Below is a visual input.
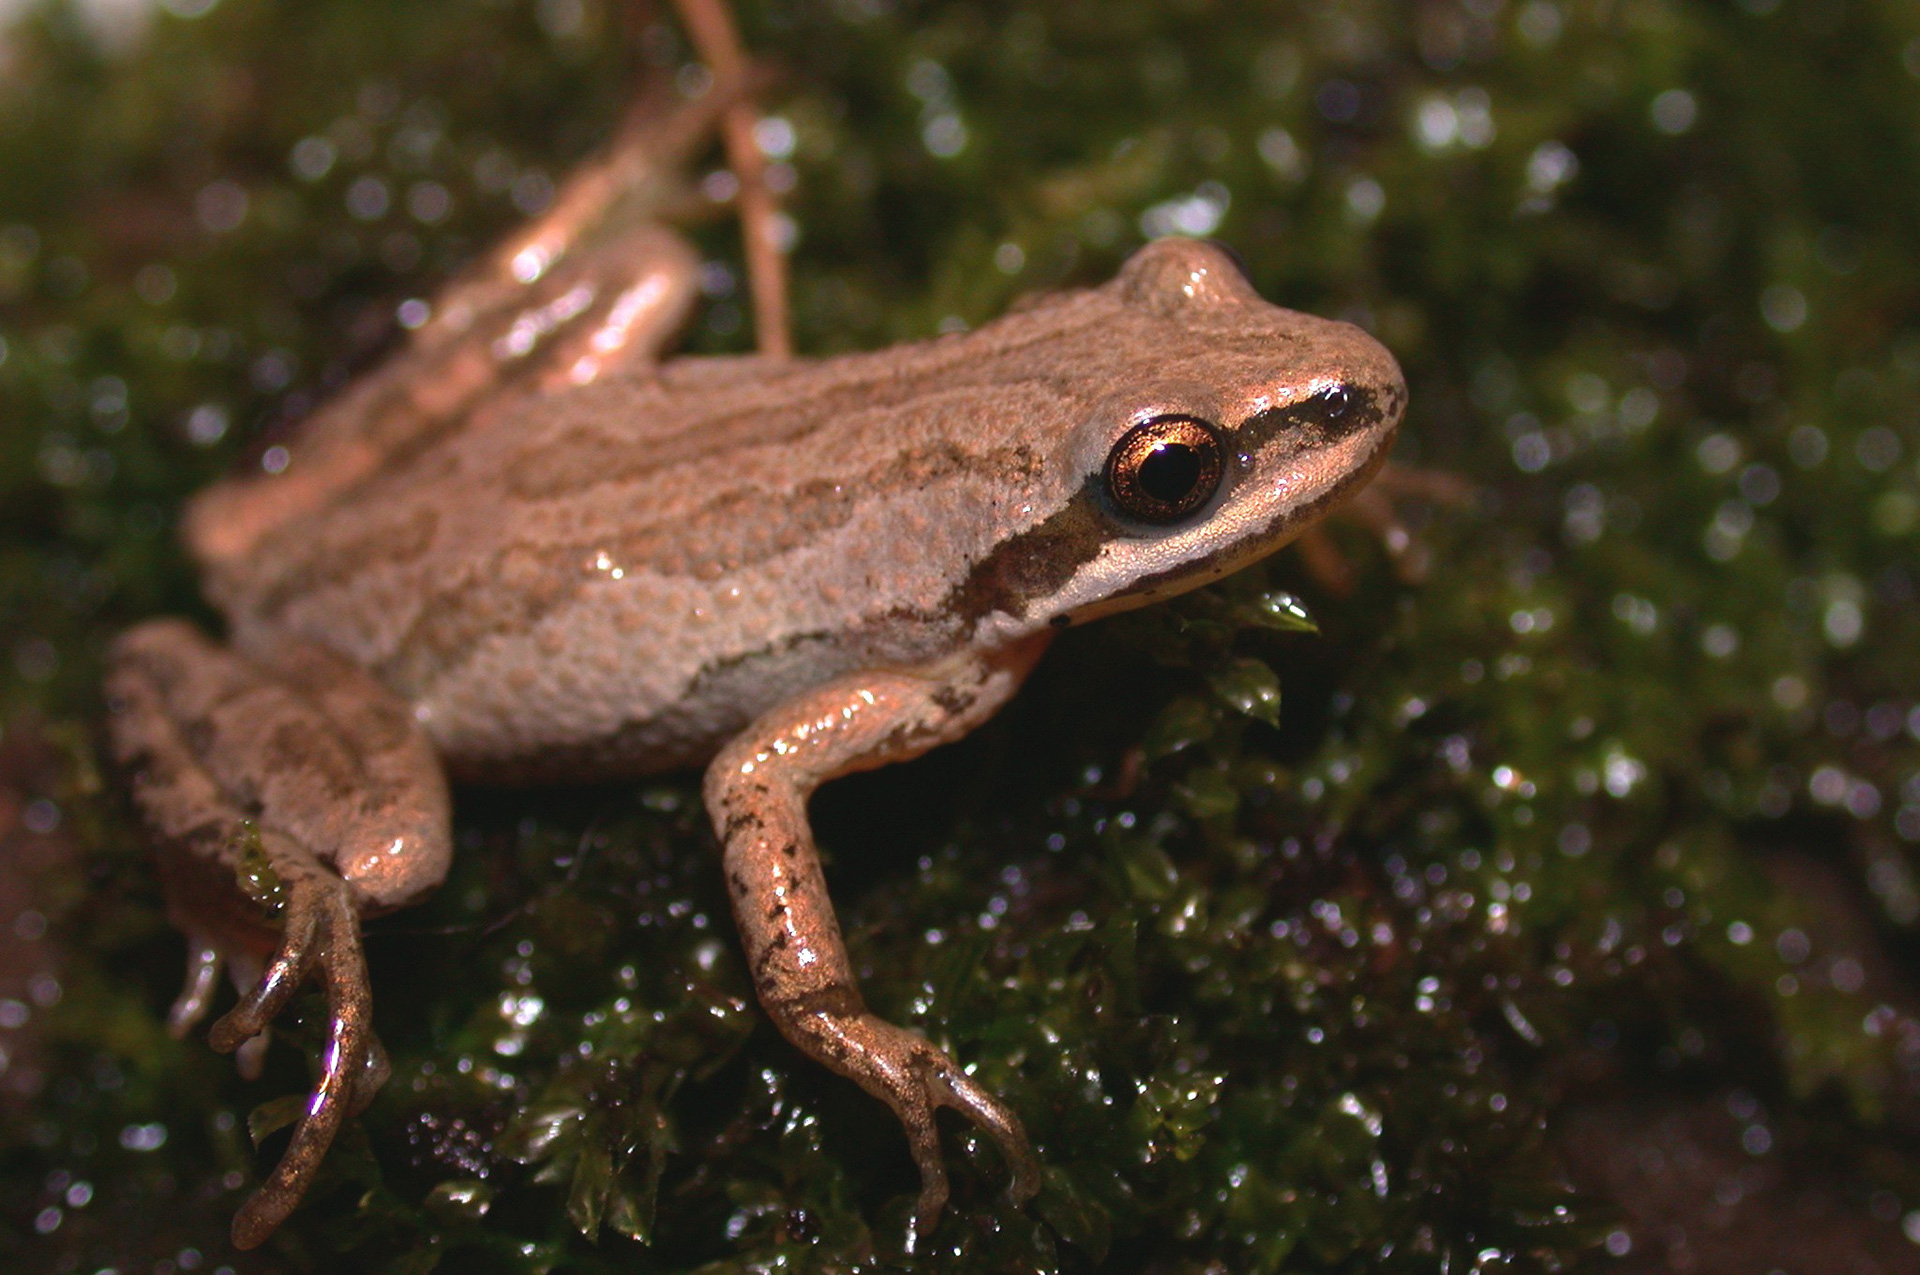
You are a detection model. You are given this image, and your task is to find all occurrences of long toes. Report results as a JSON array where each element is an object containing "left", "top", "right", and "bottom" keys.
[
  {"left": 903, "top": 1113, "right": 950, "bottom": 1256},
  {"left": 926, "top": 1061, "right": 1039, "bottom": 1202},
  {"left": 233, "top": 1010, "right": 363, "bottom": 1248},
  {"left": 210, "top": 899, "right": 321, "bottom": 1052},
  {"left": 234, "top": 1030, "right": 271, "bottom": 1081},
  {"left": 349, "top": 1032, "right": 391, "bottom": 1116},
  {"left": 232, "top": 1049, "right": 354, "bottom": 1252},
  {"left": 210, "top": 956, "right": 304, "bottom": 1052},
  {"left": 168, "top": 944, "right": 224, "bottom": 1039},
  {"left": 783, "top": 1007, "right": 1037, "bottom": 1242},
  {"left": 232, "top": 890, "right": 376, "bottom": 1250}
]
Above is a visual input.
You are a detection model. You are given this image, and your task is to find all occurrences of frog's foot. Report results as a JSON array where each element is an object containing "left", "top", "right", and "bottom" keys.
[
  {"left": 106, "top": 621, "right": 444, "bottom": 1249},
  {"left": 205, "top": 864, "right": 384, "bottom": 1250},
  {"left": 1296, "top": 462, "right": 1473, "bottom": 592},
  {"left": 770, "top": 989, "right": 1040, "bottom": 1244}
]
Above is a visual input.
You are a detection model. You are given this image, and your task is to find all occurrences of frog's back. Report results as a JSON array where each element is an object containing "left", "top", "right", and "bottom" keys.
[{"left": 198, "top": 241, "right": 1398, "bottom": 778}]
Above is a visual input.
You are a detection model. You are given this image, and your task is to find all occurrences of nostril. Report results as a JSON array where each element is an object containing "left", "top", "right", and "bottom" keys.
[
  {"left": 1303, "top": 383, "right": 1373, "bottom": 440},
  {"left": 1318, "top": 384, "right": 1353, "bottom": 423}
]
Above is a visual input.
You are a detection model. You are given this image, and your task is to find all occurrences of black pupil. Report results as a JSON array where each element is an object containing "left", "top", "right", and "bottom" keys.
[{"left": 1138, "top": 442, "right": 1204, "bottom": 505}]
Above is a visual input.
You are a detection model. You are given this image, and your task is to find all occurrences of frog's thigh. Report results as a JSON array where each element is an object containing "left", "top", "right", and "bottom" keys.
[
  {"left": 417, "top": 75, "right": 744, "bottom": 389},
  {"left": 435, "top": 76, "right": 733, "bottom": 344},
  {"left": 105, "top": 619, "right": 451, "bottom": 1249},
  {"left": 184, "top": 92, "right": 720, "bottom": 571},
  {"left": 524, "top": 223, "right": 701, "bottom": 390},
  {"left": 703, "top": 635, "right": 1051, "bottom": 1241}
]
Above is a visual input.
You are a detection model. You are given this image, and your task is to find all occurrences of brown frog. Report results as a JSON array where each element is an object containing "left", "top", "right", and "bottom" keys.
[{"left": 104, "top": 8, "right": 1406, "bottom": 1251}]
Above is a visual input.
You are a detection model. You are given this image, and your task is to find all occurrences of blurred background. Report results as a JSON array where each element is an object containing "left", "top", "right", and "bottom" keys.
[{"left": 2, "top": 0, "right": 1919, "bottom": 1270}]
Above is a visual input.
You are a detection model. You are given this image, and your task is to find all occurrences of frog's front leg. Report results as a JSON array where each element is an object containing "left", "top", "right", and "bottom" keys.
[
  {"left": 704, "top": 636, "right": 1051, "bottom": 1244},
  {"left": 105, "top": 620, "right": 451, "bottom": 1249},
  {"left": 1294, "top": 463, "right": 1475, "bottom": 591}
]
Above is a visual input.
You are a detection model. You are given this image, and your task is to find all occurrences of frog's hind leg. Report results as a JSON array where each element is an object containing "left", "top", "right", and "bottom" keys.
[
  {"left": 429, "top": 82, "right": 730, "bottom": 391},
  {"left": 519, "top": 222, "right": 702, "bottom": 391},
  {"left": 184, "top": 74, "right": 739, "bottom": 574},
  {"left": 188, "top": 11, "right": 792, "bottom": 573},
  {"left": 670, "top": 0, "right": 791, "bottom": 357},
  {"left": 528, "top": 0, "right": 795, "bottom": 379},
  {"left": 704, "top": 637, "right": 1052, "bottom": 1247},
  {"left": 106, "top": 620, "right": 449, "bottom": 1249}
]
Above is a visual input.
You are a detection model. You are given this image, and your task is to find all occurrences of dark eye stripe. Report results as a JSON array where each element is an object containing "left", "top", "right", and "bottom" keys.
[
  {"left": 1236, "top": 383, "right": 1378, "bottom": 453},
  {"left": 1104, "top": 416, "right": 1225, "bottom": 524}
]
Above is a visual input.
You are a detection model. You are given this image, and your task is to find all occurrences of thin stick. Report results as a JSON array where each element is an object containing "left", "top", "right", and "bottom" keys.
[{"left": 669, "top": 0, "right": 793, "bottom": 359}]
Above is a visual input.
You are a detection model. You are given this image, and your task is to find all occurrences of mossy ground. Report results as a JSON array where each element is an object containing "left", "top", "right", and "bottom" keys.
[{"left": 3, "top": 0, "right": 1920, "bottom": 1271}]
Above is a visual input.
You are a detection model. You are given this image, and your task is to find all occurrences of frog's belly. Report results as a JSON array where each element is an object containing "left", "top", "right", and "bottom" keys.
[{"left": 418, "top": 601, "right": 957, "bottom": 783}]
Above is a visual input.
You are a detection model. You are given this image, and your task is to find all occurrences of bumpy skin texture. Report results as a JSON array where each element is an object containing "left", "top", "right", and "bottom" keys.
[
  {"left": 195, "top": 238, "right": 1405, "bottom": 783},
  {"left": 107, "top": 84, "right": 1405, "bottom": 1246}
]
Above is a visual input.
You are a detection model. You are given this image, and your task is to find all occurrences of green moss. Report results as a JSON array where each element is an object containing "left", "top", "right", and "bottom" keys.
[
  {"left": 231, "top": 821, "right": 288, "bottom": 915},
  {"left": 4, "top": 0, "right": 1920, "bottom": 1270}
]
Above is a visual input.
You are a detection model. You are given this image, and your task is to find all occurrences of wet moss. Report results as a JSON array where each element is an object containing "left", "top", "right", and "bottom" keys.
[{"left": 3, "top": 0, "right": 1920, "bottom": 1270}]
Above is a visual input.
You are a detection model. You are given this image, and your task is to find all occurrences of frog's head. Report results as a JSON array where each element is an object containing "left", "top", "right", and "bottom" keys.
[{"left": 957, "top": 236, "right": 1407, "bottom": 637}]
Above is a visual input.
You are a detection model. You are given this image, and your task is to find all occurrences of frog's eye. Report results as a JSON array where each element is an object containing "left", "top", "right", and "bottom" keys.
[{"left": 1104, "top": 415, "right": 1225, "bottom": 525}]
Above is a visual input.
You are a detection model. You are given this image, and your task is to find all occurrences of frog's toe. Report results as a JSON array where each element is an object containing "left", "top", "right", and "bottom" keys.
[
  {"left": 234, "top": 1029, "right": 271, "bottom": 1081},
  {"left": 169, "top": 944, "right": 273, "bottom": 1080},
  {"left": 899, "top": 1102, "right": 950, "bottom": 1254},
  {"left": 881, "top": 1025, "right": 1036, "bottom": 1248},
  {"left": 350, "top": 1031, "right": 391, "bottom": 1116},
  {"left": 781, "top": 1004, "right": 1035, "bottom": 1247},
  {"left": 927, "top": 1061, "right": 1041, "bottom": 1205},
  {"left": 216, "top": 871, "right": 379, "bottom": 1250},
  {"left": 166, "top": 941, "right": 225, "bottom": 1039}
]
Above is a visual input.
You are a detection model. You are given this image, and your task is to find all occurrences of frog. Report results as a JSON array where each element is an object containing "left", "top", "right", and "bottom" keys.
[{"left": 103, "top": 16, "right": 1407, "bottom": 1253}]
